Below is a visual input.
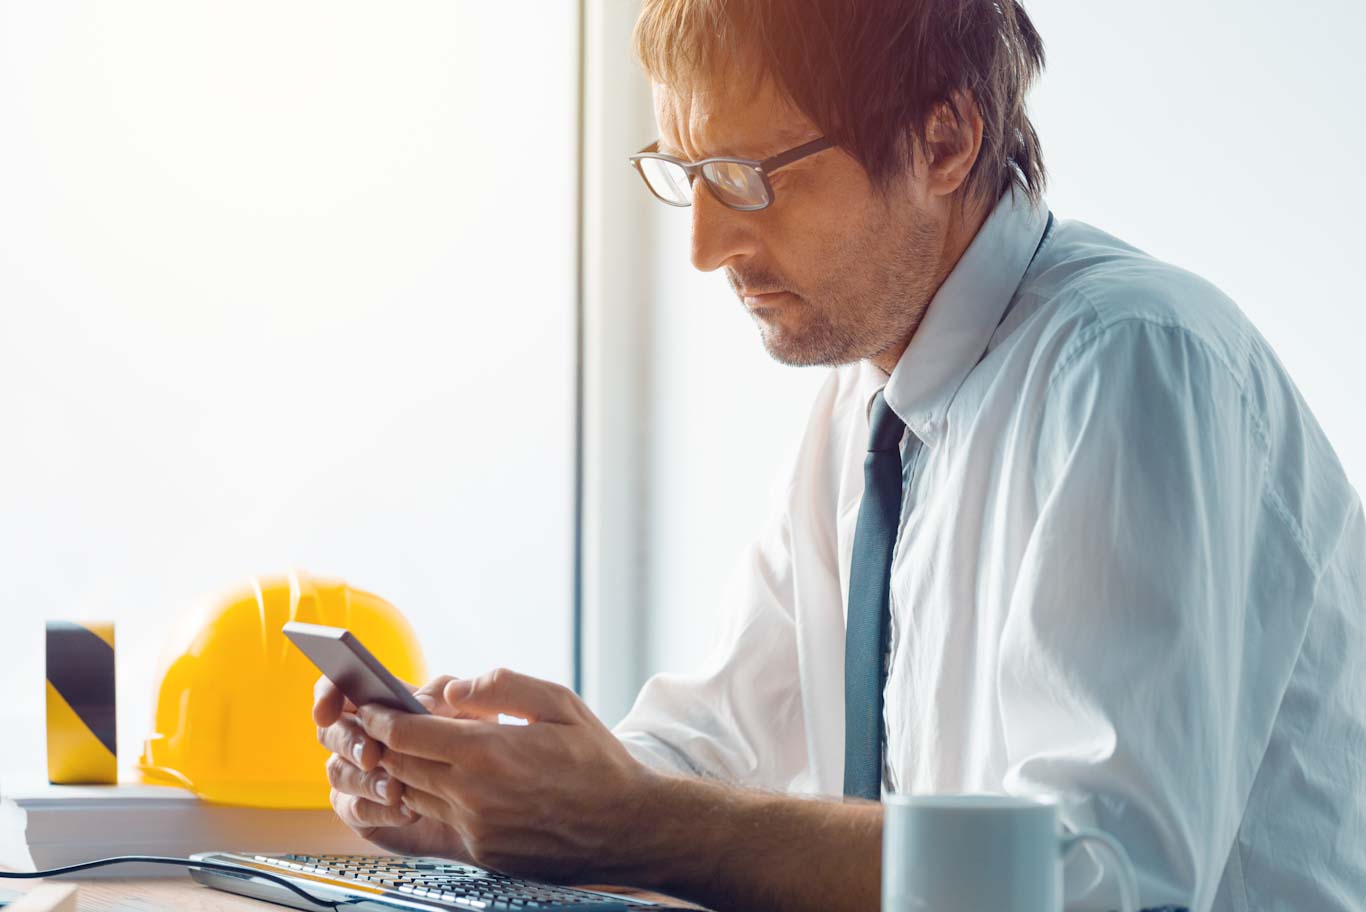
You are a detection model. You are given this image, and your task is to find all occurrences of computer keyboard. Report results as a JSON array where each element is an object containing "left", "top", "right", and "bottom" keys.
[
  {"left": 267, "top": 853, "right": 630, "bottom": 907},
  {"left": 191, "top": 851, "right": 656, "bottom": 911}
]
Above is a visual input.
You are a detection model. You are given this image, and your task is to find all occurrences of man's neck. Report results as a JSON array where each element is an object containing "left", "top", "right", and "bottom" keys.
[{"left": 868, "top": 194, "right": 994, "bottom": 375}]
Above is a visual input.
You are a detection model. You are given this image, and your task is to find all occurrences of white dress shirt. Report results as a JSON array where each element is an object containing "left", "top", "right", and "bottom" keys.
[{"left": 614, "top": 189, "right": 1366, "bottom": 911}]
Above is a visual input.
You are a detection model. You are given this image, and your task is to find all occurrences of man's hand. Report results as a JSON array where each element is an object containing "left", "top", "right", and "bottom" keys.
[
  {"left": 313, "top": 674, "right": 487, "bottom": 859},
  {"left": 354, "top": 668, "right": 657, "bottom": 883},
  {"left": 323, "top": 668, "right": 883, "bottom": 911}
]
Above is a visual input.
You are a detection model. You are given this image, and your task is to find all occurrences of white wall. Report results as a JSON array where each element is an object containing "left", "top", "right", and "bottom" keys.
[
  {"left": 0, "top": 2, "right": 579, "bottom": 778},
  {"left": 637, "top": 1, "right": 1366, "bottom": 680}
]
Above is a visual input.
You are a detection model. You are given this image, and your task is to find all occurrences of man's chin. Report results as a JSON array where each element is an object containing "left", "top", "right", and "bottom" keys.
[{"left": 756, "top": 321, "right": 859, "bottom": 368}]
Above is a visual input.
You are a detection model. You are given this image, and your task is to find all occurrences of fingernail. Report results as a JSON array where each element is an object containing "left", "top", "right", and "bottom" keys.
[
  {"left": 352, "top": 741, "right": 365, "bottom": 765},
  {"left": 375, "top": 776, "right": 389, "bottom": 801},
  {"left": 400, "top": 803, "right": 416, "bottom": 820},
  {"left": 415, "top": 693, "right": 436, "bottom": 710}
]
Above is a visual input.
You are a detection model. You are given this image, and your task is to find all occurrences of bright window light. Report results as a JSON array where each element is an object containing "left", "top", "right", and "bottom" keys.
[{"left": 0, "top": 1, "right": 579, "bottom": 777}]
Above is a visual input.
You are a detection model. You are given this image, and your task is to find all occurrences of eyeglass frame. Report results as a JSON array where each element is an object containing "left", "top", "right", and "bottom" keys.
[{"left": 628, "top": 136, "right": 835, "bottom": 212}]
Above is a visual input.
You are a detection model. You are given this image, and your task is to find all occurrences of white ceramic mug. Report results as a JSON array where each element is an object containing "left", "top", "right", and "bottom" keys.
[{"left": 882, "top": 794, "right": 1139, "bottom": 912}]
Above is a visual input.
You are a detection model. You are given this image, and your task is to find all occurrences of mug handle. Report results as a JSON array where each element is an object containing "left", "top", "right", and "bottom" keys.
[{"left": 1061, "top": 827, "right": 1140, "bottom": 912}]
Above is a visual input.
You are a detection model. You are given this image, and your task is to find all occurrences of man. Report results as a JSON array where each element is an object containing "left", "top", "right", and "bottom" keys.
[{"left": 315, "top": 1, "right": 1366, "bottom": 910}]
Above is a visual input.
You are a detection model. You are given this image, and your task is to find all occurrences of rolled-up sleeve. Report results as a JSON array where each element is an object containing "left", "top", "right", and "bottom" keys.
[{"left": 613, "top": 502, "right": 810, "bottom": 787}]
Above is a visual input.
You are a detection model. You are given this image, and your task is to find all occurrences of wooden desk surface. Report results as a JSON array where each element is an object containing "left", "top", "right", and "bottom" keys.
[{"left": 3, "top": 877, "right": 699, "bottom": 911}]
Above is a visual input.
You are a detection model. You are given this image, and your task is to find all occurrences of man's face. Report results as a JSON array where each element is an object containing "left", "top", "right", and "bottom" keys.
[{"left": 654, "top": 76, "right": 948, "bottom": 369}]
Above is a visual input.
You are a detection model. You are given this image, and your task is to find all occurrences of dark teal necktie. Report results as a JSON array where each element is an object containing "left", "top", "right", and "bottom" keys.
[{"left": 843, "top": 389, "right": 907, "bottom": 799}]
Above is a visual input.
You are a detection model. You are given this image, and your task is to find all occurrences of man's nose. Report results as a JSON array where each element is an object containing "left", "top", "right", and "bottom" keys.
[{"left": 689, "top": 180, "right": 758, "bottom": 273}]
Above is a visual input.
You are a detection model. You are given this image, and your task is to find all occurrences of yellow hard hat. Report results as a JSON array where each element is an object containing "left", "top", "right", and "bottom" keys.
[{"left": 138, "top": 571, "right": 427, "bottom": 808}]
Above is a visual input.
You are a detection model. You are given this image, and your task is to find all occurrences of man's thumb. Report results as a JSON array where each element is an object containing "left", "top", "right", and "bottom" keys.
[{"left": 443, "top": 668, "right": 576, "bottom": 724}]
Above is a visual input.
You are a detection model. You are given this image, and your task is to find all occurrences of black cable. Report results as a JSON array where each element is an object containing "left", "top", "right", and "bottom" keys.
[{"left": 0, "top": 855, "right": 340, "bottom": 909}]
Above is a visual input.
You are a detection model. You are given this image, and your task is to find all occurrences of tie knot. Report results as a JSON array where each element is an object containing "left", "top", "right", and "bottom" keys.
[{"left": 867, "top": 390, "right": 905, "bottom": 452}]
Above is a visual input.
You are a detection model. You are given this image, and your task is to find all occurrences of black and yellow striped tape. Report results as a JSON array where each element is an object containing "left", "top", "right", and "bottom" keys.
[{"left": 45, "top": 621, "right": 117, "bottom": 784}]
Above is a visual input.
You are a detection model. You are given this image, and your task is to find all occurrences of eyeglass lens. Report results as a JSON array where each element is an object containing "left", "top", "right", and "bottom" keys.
[
  {"left": 638, "top": 158, "right": 692, "bottom": 205},
  {"left": 700, "top": 161, "right": 768, "bottom": 208},
  {"left": 638, "top": 158, "right": 770, "bottom": 209}
]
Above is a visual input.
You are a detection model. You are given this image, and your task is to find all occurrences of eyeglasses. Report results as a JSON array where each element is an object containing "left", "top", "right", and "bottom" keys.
[{"left": 628, "top": 137, "right": 834, "bottom": 212}]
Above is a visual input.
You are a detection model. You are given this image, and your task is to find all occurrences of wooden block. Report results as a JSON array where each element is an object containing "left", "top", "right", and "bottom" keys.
[{"left": 6, "top": 884, "right": 79, "bottom": 912}]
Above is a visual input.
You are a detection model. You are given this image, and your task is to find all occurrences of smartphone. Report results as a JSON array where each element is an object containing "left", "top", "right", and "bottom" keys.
[{"left": 283, "top": 621, "right": 430, "bottom": 715}]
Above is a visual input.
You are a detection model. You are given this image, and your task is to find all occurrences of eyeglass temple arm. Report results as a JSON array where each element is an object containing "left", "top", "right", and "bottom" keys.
[
  {"left": 629, "top": 140, "right": 661, "bottom": 160},
  {"left": 759, "top": 137, "right": 834, "bottom": 172}
]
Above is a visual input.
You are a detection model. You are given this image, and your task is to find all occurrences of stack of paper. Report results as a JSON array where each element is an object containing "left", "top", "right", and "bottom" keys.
[{"left": 0, "top": 780, "right": 376, "bottom": 877}]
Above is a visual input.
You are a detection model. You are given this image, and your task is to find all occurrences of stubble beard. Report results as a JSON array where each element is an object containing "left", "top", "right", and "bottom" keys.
[
  {"left": 736, "top": 211, "right": 941, "bottom": 369},
  {"left": 750, "top": 289, "right": 874, "bottom": 367}
]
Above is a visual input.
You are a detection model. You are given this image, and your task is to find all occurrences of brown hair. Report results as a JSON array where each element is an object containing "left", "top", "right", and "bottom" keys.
[{"left": 634, "top": 0, "right": 1047, "bottom": 204}]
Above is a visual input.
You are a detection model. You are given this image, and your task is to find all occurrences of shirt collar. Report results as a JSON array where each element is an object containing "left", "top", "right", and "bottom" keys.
[{"left": 877, "top": 189, "right": 1050, "bottom": 446}]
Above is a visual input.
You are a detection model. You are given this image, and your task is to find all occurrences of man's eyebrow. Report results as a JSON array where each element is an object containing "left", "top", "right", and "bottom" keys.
[{"left": 656, "top": 132, "right": 817, "bottom": 162}]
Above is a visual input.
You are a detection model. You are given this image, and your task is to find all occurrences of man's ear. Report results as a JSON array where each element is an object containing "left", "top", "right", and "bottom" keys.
[{"left": 922, "top": 90, "right": 985, "bottom": 199}]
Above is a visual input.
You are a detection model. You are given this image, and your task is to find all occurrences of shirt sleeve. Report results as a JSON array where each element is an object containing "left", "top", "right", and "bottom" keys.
[
  {"left": 612, "top": 499, "right": 811, "bottom": 788},
  {"left": 613, "top": 366, "right": 862, "bottom": 789},
  {"left": 997, "top": 318, "right": 1284, "bottom": 911}
]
